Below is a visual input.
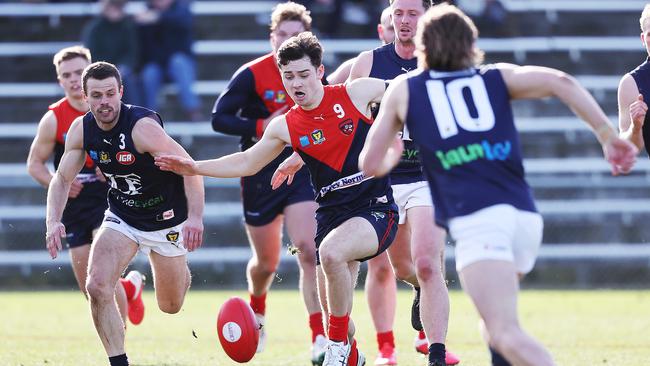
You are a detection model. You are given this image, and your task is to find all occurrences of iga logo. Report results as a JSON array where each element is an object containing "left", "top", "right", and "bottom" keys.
[{"left": 116, "top": 151, "right": 135, "bottom": 165}]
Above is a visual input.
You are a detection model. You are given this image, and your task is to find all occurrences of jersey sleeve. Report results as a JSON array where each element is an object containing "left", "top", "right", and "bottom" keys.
[{"left": 211, "top": 66, "right": 265, "bottom": 137}]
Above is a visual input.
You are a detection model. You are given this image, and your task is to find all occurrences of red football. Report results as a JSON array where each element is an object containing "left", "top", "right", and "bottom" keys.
[{"left": 216, "top": 296, "right": 260, "bottom": 363}]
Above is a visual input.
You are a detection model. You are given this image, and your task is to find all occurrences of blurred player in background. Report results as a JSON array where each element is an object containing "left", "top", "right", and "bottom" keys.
[
  {"left": 46, "top": 62, "right": 205, "bottom": 366},
  {"left": 349, "top": 1, "right": 457, "bottom": 365},
  {"left": 27, "top": 46, "right": 145, "bottom": 328},
  {"left": 326, "top": 6, "right": 394, "bottom": 85},
  {"left": 210, "top": 1, "right": 325, "bottom": 362},
  {"left": 361, "top": 4, "right": 637, "bottom": 366},
  {"left": 618, "top": 4, "right": 650, "bottom": 156},
  {"left": 156, "top": 32, "right": 408, "bottom": 366}
]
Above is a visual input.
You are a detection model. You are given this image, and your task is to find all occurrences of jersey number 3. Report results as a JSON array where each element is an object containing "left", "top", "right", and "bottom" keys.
[{"left": 425, "top": 75, "right": 495, "bottom": 139}]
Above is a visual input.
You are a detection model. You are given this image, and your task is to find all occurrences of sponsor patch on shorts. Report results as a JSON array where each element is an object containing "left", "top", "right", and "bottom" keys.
[{"left": 104, "top": 216, "right": 121, "bottom": 224}]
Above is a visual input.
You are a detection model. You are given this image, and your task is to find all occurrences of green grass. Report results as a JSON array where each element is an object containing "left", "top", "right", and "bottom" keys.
[{"left": 1, "top": 289, "right": 649, "bottom": 365}]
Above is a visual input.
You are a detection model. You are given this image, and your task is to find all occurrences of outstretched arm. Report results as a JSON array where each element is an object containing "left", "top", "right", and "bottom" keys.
[
  {"left": 45, "top": 118, "right": 86, "bottom": 258},
  {"left": 156, "top": 115, "right": 291, "bottom": 178},
  {"left": 499, "top": 63, "right": 638, "bottom": 175},
  {"left": 359, "top": 76, "right": 408, "bottom": 177},
  {"left": 133, "top": 117, "right": 205, "bottom": 251}
]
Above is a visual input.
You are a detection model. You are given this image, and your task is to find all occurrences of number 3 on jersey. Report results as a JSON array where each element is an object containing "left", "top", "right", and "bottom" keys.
[{"left": 425, "top": 74, "right": 495, "bottom": 139}]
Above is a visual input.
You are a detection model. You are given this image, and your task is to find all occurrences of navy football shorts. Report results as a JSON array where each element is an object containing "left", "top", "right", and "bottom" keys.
[
  {"left": 314, "top": 199, "right": 398, "bottom": 265},
  {"left": 241, "top": 157, "right": 315, "bottom": 227},
  {"left": 61, "top": 181, "right": 108, "bottom": 248}
]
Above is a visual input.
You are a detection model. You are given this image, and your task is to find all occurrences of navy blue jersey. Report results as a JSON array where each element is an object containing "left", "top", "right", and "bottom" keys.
[
  {"left": 285, "top": 84, "right": 393, "bottom": 211},
  {"left": 405, "top": 66, "right": 536, "bottom": 227},
  {"left": 83, "top": 103, "right": 187, "bottom": 231},
  {"left": 629, "top": 57, "right": 650, "bottom": 158},
  {"left": 369, "top": 43, "right": 423, "bottom": 184}
]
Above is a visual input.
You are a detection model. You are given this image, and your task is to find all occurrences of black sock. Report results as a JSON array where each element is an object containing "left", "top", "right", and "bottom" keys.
[
  {"left": 411, "top": 286, "right": 423, "bottom": 331},
  {"left": 108, "top": 354, "right": 129, "bottom": 366},
  {"left": 428, "top": 343, "right": 446, "bottom": 365},
  {"left": 490, "top": 347, "right": 511, "bottom": 366}
]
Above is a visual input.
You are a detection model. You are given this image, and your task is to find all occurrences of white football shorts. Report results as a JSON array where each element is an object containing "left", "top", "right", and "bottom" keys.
[
  {"left": 101, "top": 209, "right": 187, "bottom": 257},
  {"left": 449, "top": 204, "right": 543, "bottom": 274},
  {"left": 392, "top": 180, "right": 433, "bottom": 224}
]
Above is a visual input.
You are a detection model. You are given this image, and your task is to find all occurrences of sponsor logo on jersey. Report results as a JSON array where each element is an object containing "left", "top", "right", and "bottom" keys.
[
  {"left": 166, "top": 230, "right": 179, "bottom": 243},
  {"left": 275, "top": 90, "right": 286, "bottom": 103},
  {"left": 435, "top": 139, "right": 512, "bottom": 170},
  {"left": 263, "top": 90, "right": 274, "bottom": 100},
  {"left": 89, "top": 150, "right": 98, "bottom": 161},
  {"left": 311, "top": 129, "right": 325, "bottom": 145},
  {"left": 299, "top": 135, "right": 310, "bottom": 147},
  {"left": 338, "top": 119, "right": 354, "bottom": 135},
  {"left": 99, "top": 151, "right": 111, "bottom": 164},
  {"left": 116, "top": 151, "right": 135, "bottom": 165},
  {"left": 319, "top": 171, "right": 374, "bottom": 197}
]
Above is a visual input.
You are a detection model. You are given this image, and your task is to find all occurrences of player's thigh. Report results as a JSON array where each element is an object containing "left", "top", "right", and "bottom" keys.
[
  {"left": 459, "top": 259, "right": 520, "bottom": 330},
  {"left": 408, "top": 205, "right": 446, "bottom": 267},
  {"left": 69, "top": 244, "right": 91, "bottom": 286},
  {"left": 512, "top": 211, "right": 543, "bottom": 275},
  {"left": 149, "top": 251, "right": 190, "bottom": 303},
  {"left": 88, "top": 227, "right": 138, "bottom": 287},
  {"left": 385, "top": 223, "right": 413, "bottom": 274},
  {"left": 319, "top": 216, "right": 379, "bottom": 263},
  {"left": 245, "top": 216, "right": 283, "bottom": 262},
  {"left": 283, "top": 200, "right": 318, "bottom": 253}
]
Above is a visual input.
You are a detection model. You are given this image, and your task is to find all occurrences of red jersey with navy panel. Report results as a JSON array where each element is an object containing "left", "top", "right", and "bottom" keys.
[
  {"left": 50, "top": 97, "right": 108, "bottom": 247},
  {"left": 212, "top": 53, "right": 314, "bottom": 226},
  {"left": 285, "top": 84, "right": 394, "bottom": 209}
]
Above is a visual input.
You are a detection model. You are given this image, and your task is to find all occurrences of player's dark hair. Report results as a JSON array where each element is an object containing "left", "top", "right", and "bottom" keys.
[
  {"left": 271, "top": 1, "right": 312, "bottom": 32},
  {"left": 389, "top": 0, "right": 433, "bottom": 11},
  {"left": 276, "top": 32, "right": 323, "bottom": 69},
  {"left": 82, "top": 61, "right": 122, "bottom": 95},
  {"left": 416, "top": 4, "right": 484, "bottom": 71},
  {"left": 53, "top": 45, "right": 91, "bottom": 72}
]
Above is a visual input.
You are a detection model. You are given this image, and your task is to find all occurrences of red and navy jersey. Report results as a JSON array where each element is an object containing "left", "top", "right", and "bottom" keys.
[
  {"left": 212, "top": 53, "right": 293, "bottom": 151},
  {"left": 285, "top": 84, "right": 392, "bottom": 210},
  {"left": 83, "top": 103, "right": 187, "bottom": 231},
  {"left": 49, "top": 97, "right": 95, "bottom": 173},
  {"left": 629, "top": 57, "right": 650, "bottom": 158},
  {"left": 49, "top": 97, "right": 108, "bottom": 225},
  {"left": 369, "top": 43, "right": 423, "bottom": 185},
  {"left": 405, "top": 66, "right": 536, "bottom": 227}
]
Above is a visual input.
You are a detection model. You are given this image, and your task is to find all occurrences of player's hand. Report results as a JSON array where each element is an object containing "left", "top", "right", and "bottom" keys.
[
  {"left": 45, "top": 221, "right": 66, "bottom": 259},
  {"left": 95, "top": 166, "right": 106, "bottom": 183},
  {"left": 629, "top": 94, "right": 647, "bottom": 131},
  {"left": 271, "top": 152, "right": 304, "bottom": 190},
  {"left": 154, "top": 155, "right": 198, "bottom": 176},
  {"left": 262, "top": 105, "right": 289, "bottom": 130},
  {"left": 603, "top": 137, "right": 638, "bottom": 175},
  {"left": 68, "top": 178, "right": 83, "bottom": 199},
  {"left": 182, "top": 215, "right": 204, "bottom": 252}
]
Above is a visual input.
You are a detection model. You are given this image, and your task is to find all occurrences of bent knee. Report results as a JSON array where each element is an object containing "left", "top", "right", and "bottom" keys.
[
  {"left": 413, "top": 257, "right": 442, "bottom": 282},
  {"left": 488, "top": 325, "right": 523, "bottom": 354},
  {"left": 85, "top": 278, "right": 114, "bottom": 300},
  {"left": 158, "top": 299, "right": 184, "bottom": 314}
]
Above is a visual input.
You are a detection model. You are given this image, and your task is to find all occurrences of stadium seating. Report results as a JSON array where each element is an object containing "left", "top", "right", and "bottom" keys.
[{"left": 2, "top": 0, "right": 650, "bottom": 287}]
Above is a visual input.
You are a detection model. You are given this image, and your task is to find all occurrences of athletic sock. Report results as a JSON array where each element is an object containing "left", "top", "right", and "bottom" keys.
[
  {"left": 328, "top": 313, "right": 349, "bottom": 343},
  {"left": 108, "top": 354, "right": 129, "bottom": 366},
  {"left": 490, "top": 347, "right": 512, "bottom": 366},
  {"left": 309, "top": 312, "right": 325, "bottom": 342},
  {"left": 119, "top": 278, "right": 135, "bottom": 300},
  {"left": 249, "top": 292, "right": 267, "bottom": 316},
  {"left": 428, "top": 343, "right": 446, "bottom": 364},
  {"left": 376, "top": 330, "right": 395, "bottom": 350},
  {"left": 346, "top": 338, "right": 359, "bottom": 366},
  {"left": 418, "top": 330, "right": 427, "bottom": 340}
]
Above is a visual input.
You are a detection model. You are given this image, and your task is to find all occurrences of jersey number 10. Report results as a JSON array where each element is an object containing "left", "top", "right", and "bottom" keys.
[{"left": 425, "top": 74, "right": 495, "bottom": 139}]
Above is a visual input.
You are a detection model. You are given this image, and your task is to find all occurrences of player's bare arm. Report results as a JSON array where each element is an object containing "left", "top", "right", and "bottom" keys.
[
  {"left": 327, "top": 57, "right": 356, "bottom": 85},
  {"left": 618, "top": 73, "right": 646, "bottom": 150},
  {"left": 346, "top": 77, "right": 387, "bottom": 118},
  {"left": 347, "top": 50, "right": 374, "bottom": 82},
  {"left": 359, "top": 76, "right": 408, "bottom": 177},
  {"left": 499, "top": 63, "right": 638, "bottom": 175},
  {"left": 156, "top": 115, "right": 290, "bottom": 178},
  {"left": 133, "top": 117, "right": 205, "bottom": 251},
  {"left": 45, "top": 117, "right": 86, "bottom": 259},
  {"left": 27, "top": 111, "right": 84, "bottom": 198}
]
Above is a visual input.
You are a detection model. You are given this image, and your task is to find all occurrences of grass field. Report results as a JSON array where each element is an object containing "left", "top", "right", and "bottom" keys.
[{"left": 2, "top": 289, "right": 649, "bottom": 365}]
